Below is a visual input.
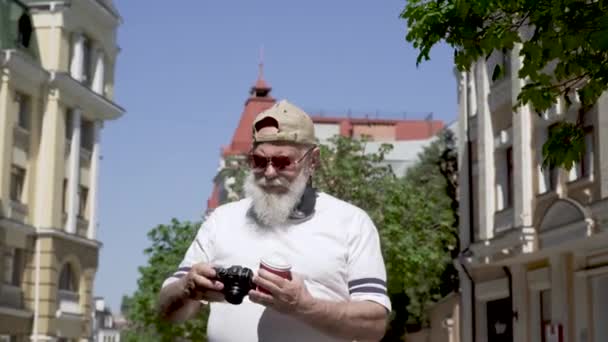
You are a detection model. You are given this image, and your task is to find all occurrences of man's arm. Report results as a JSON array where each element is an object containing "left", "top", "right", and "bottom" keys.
[
  {"left": 294, "top": 298, "right": 388, "bottom": 341},
  {"left": 158, "top": 277, "right": 202, "bottom": 322},
  {"left": 250, "top": 270, "right": 388, "bottom": 341},
  {"left": 158, "top": 264, "right": 224, "bottom": 322}
]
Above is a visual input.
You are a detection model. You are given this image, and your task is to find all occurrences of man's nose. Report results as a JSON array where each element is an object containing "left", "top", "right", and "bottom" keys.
[{"left": 264, "top": 163, "right": 278, "bottom": 178}]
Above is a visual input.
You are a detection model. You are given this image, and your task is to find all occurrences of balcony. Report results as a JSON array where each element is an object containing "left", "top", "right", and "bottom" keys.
[
  {"left": 0, "top": 284, "right": 24, "bottom": 309},
  {"left": 49, "top": 72, "right": 124, "bottom": 121},
  {"left": 58, "top": 290, "right": 81, "bottom": 315},
  {"left": 5, "top": 201, "right": 28, "bottom": 223}
]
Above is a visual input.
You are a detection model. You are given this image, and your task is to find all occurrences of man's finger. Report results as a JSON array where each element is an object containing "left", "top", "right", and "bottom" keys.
[
  {"left": 192, "top": 274, "right": 224, "bottom": 291},
  {"left": 257, "top": 269, "right": 288, "bottom": 287},
  {"left": 248, "top": 289, "right": 273, "bottom": 306},
  {"left": 192, "top": 263, "right": 217, "bottom": 278},
  {"left": 253, "top": 274, "right": 282, "bottom": 294}
]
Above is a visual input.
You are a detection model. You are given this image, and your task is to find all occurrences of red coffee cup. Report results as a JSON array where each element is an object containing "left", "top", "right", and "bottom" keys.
[{"left": 257, "top": 254, "right": 292, "bottom": 294}]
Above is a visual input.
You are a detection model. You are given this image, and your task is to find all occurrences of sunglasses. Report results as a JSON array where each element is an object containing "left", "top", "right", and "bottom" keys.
[{"left": 249, "top": 147, "right": 315, "bottom": 171}]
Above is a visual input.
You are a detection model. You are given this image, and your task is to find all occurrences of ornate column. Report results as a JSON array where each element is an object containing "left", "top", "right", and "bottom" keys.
[
  {"left": 92, "top": 48, "right": 105, "bottom": 95},
  {"left": 65, "top": 109, "right": 81, "bottom": 234},
  {"left": 70, "top": 33, "right": 85, "bottom": 81},
  {"left": 87, "top": 121, "right": 101, "bottom": 240}
]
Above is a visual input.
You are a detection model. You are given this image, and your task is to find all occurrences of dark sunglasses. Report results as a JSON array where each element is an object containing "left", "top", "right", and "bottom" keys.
[{"left": 248, "top": 147, "right": 315, "bottom": 171}]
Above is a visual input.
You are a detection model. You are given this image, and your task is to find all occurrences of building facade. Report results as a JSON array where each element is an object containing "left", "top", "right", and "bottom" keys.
[
  {"left": 207, "top": 66, "right": 446, "bottom": 209},
  {"left": 91, "top": 298, "right": 122, "bottom": 342},
  {"left": 457, "top": 46, "right": 608, "bottom": 342},
  {"left": 0, "top": 1, "right": 124, "bottom": 341}
]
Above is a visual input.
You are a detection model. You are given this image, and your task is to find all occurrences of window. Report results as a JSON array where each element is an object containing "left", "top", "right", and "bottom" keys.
[
  {"left": 496, "top": 146, "right": 513, "bottom": 211},
  {"left": 568, "top": 126, "right": 594, "bottom": 182},
  {"left": 506, "top": 147, "right": 513, "bottom": 208},
  {"left": 10, "top": 165, "right": 26, "bottom": 202},
  {"left": 17, "top": 12, "right": 33, "bottom": 48},
  {"left": 581, "top": 127, "right": 594, "bottom": 179},
  {"left": 78, "top": 185, "right": 88, "bottom": 218},
  {"left": 540, "top": 290, "right": 551, "bottom": 342},
  {"left": 62, "top": 179, "right": 68, "bottom": 213},
  {"left": 542, "top": 124, "right": 559, "bottom": 192},
  {"left": 15, "top": 93, "right": 29, "bottom": 131},
  {"left": 81, "top": 119, "right": 94, "bottom": 151},
  {"left": 65, "top": 109, "right": 73, "bottom": 140},
  {"left": 3, "top": 248, "right": 23, "bottom": 286},
  {"left": 492, "top": 49, "right": 511, "bottom": 83},
  {"left": 486, "top": 297, "right": 513, "bottom": 342},
  {"left": 82, "top": 36, "right": 93, "bottom": 86},
  {"left": 59, "top": 264, "right": 77, "bottom": 292}
]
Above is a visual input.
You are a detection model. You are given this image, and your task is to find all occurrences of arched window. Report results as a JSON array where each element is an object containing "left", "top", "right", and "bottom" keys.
[
  {"left": 17, "top": 12, "right": 33, "bottom": 48},
  {"left": 59, "top": 263, "right": 78, "bottom": 292}
]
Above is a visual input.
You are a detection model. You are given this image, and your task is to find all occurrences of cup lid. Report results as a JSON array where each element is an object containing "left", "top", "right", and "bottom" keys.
[{"left": 261, "top": 253, "right": 291, "bottom": 270}]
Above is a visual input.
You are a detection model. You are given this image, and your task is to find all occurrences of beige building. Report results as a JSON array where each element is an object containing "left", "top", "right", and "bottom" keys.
[
  {"left": 456, "top": 45, "right": 608, "bottom": 342},
  {"left": 0, "top": 1, "right": 124, "bottom": 341}
]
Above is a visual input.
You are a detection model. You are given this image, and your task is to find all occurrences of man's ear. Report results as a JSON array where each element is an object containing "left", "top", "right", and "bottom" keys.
[{"left": 311, "top": 146, "right": 321, "bottom": 170}]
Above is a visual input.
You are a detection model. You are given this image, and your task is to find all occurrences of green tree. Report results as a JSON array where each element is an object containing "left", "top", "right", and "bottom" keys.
[
  {"left": 401, "top": 0, "right": 608, "bottom": 169},
  {"left": 121, "top": 219, "right": 209, "bottom": 342}
]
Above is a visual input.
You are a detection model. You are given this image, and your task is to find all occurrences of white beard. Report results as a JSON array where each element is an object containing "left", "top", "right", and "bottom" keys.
[{"left": 244, "top": 170, "right": 309, "bottom": 227}]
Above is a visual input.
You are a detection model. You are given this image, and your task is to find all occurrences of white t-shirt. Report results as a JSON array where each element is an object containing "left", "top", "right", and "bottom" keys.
[{"left": 162, "top": 192, "right": 391, "bottom": 342}]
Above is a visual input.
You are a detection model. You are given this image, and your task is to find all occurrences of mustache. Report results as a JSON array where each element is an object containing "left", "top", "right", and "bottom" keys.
[{"left": 256, "top": 176, "right": 290, "bottom": 188}]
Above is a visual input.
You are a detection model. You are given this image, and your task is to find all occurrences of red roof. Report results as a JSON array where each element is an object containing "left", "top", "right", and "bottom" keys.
[
  {"left": 310, "top": 116, "right": 444, "bottom": 141},
  {"left": 223, "top": 97, "right": 275, "bottom": 156}
]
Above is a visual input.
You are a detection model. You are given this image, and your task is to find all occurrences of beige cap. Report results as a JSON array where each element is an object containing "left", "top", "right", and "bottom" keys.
[{"left": 252, "top": 100, "right": 316, "bottom": 145}]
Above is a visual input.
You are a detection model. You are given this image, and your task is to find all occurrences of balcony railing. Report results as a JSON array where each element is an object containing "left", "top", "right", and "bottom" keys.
[
  {"left": 58, "top": 289, "right": 81, "bottom": 315},
  {"left": 6, "top": 200, "right": 28, "bottom": 223}
]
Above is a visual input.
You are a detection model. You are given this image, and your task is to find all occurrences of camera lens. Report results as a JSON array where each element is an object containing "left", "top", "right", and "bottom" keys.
[{"left": 225, "top": 286, "right": 246, "bottom": 304}]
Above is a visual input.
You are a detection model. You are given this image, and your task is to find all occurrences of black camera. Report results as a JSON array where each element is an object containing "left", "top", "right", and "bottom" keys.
[{"left": 213, "top": 265, "right": 255, "bottom": 305}]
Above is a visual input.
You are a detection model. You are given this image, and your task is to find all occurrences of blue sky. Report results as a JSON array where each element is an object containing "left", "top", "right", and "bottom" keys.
[{"left": 96, "top": 0, "right": 457, "bottom": 312}]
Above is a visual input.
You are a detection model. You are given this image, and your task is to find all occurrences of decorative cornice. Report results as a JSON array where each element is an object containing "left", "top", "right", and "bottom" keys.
[
  {"left": 36, "top": 227, "right": 102, "bottom": 249},
  {"left": 49, "top": 71, "right": 125, "bottom": 121}
]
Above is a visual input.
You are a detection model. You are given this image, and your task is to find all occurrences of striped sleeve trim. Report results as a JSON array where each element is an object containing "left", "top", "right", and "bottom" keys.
[
  {"left": 348, "top": 278, "right": 386, "bottom": 288},
  {"left": 348, "top": 278, "right": 387, "bottom": 295},
  {"left": 169, "top": 266, "right": 191, "bottom": 279}
]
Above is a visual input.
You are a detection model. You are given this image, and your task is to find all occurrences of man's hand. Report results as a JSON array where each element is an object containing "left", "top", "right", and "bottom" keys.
[
  {"left": 248, "top": 269, "right": 387, "bottom": 341},
  {"left": 181, "top": 263, "right": 225, "bottom": 302},
  {"left": 158, "top": 262, "right": 225, "bottom": 322},
  {"left": 248, "top": 269, "right": 314, "bottom": 315}
]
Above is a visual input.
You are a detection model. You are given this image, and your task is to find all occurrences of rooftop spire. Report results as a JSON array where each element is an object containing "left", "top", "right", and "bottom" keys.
[
  {"left": 258, "top": 46, "right": 264, "bottom": 81},
  {"left": 251, "top": 45, "right": 271, "bottom": 97}
]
